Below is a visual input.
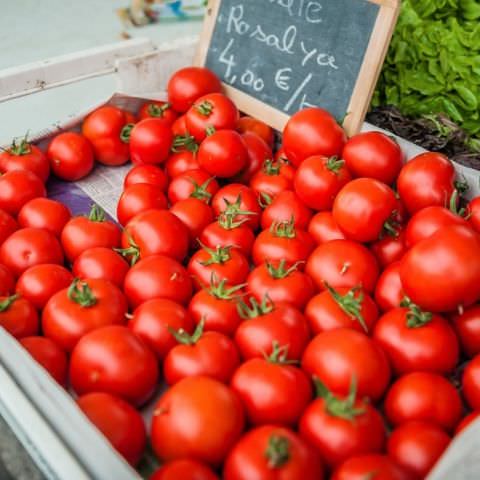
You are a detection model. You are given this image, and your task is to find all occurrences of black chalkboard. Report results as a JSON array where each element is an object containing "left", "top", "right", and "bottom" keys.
[{"left": 196, "top": 0, "right": 400, "bottom": 135}]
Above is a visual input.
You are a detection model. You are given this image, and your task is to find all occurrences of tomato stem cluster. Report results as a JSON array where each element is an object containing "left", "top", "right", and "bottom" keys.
[
  {"left": 237, "top": 295, "right": 274, "bottom": 319},
  {"left": 67, "top": 279, "right": 97, "bottom": 308},
  {"left": 264, "top": 435, "right": 291, "bottom": 468}
]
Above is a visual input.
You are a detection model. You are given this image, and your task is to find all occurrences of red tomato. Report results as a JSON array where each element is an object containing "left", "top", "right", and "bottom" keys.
[
  {"left": 234, "top": 299, "right": 310, "bottom": 361},
  {"left": 129, "top": 118, "right": 173, "bottom": 165},
  {"left": 70, "top": 325, "right": 159, "bottom": 406},
  {"left": 72, "top": 247, "right": 129, "bottom": 288},
  {"left": 0, "top": 208, "right": 18, "bottom": 245},
  {"left": 453, "top": 305, "right": 480, "bottom": 358},
  {"left": 247, "top": 260, "right": 315, "bottom": 310},
  {"left": 373, "top": 305, "right": 459, "bottom": 375},
  {"left": 455, "top": 411, "right": 480, "bottom": 435},
  {"left": 331, "top": 454, "right": 408, "bottom": 480},
  {"left": 231, "top": 344, "right": 312, "bottom": 426},
  {"left": 138, "top": 100, "right": 177, "bottom": 125},
  {"left": 260, "top": 191, "right": 313, "bottom": 231},
  {"left": 397, "top": 152, "right": 456, "bottom": 215},
  {"left": 294, "top": 155, "right": 352, "bottom": 211},
  {"left": 129, "top": 298, "right": 194, "bottom": 360},
  {"left": 167, "top": 67, "right": 222, "bottom": 113},
  {"left": 120, "top": 209, "right": 189, "bottom": 263},
  {"left": 342, "top": 131, "right": 403, "bottom": 185},
  {"left": 299, "top": 379, "right": 386, "bottom": 468},
  {"left": 0, "top": 264, "right": 15, "bottom": 296},
  {"left": 283, "top": 108, "right": 346, "bottom": 167},
  {"left": 234, "top": 131, "right": 272, "bottom": 184},
  {"left": 0, "top": 228, "right": 63, "bottom": 277},
  {"left": 462, "top": 354, "right": 480, "bottom": 410},
  {"left": 467, "top": 196, "right": 480, "bottom": 233},
  {"left": 124, "top": 255, "right": 192, "bottom": 308},
  {"left": 251, "top": 220, "right": 315, "bottom": 267},
  {"left": 370, "top": 229, "right": 407, "bottom": 268},
  {"left": 387, "top": 421, "right": 450, "bottom": 478},
  {"left": 385, "top": 372, "right": 462, "bottom": 432},
  {"left": 0, "top": 294, "right": 38, "bottom": 339},
  {"left": 0, "top": 139, "right": 49, "bottom": 182},
  {"left": 250, "top": 159, "right": 294, "bottom": 200},
  {"left": 61, "top": 205, "right": 121, "bottom": 262},
  {"left": 306, "top": 240, "right": 379, "bottom": 293},
  {"left": 171, "top": 114, "right": 188, "bottom": 136},
  {"left": 117, "top": 183, "right": 168, "bottom": 226},
  {"left": 400, "top": 225, "right": 480, "bottom": 312},
  {"left": 77, "top": 392, "right": 146, "bottom": 465},
  {"left": 47, "top": 132, "right": 94, "bottom": 181},
  {"left": 20, "top": 336, "right": 68, "bottom": 385},
  {"left": 164, "top": 320, "right": 239, "bottom": 385},
  {"left": 42, "top": 278, "right": 128, "bottom": 352},
  {"left": 0, "top": 170, "right": 46, "bottom": 216},
  {"left": 302, "top": 328, "right": 391, "bottom": 401},
  {"left": 18, "top": 198, "right": 71, "bottom": 237},
  {"left": 165, "top": 150, "right": 200, "bottom": 179},
  {"left": 305, "top": 285, "right": 378, "bottom": 335},
  {"left": 308, "top": 212, "right": 345, "bottom": 244},
  {"left": 151, "top": 460, "right": 218, "bottom": 480},
  {"left": 124, "top": 164, "right": 168, "bottom": 190},
  {"left": 151, "top": 376, "right": 244, "bottom": 465},
  {"left": 374, "top": 261, "right": 405, "bottom": 312},
  {"left": 16, "top": 264, "right": 73, "bottom": 310},
  {"left": 224, "top": 425, "right": 324, "bottom": 480},
  {"left": 167, "top": 169, "right": 219, "bottom": 205},
  {"left": 82, "top": 105, "right": 133, "bottom": 166},
  {"left": 237, "top": 116, "right": 274, "bottom": 147}
]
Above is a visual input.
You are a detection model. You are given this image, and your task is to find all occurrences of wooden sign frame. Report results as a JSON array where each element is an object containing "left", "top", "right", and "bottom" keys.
[{"left": 195, "top": 0, "right": 400, "bottom": 136}]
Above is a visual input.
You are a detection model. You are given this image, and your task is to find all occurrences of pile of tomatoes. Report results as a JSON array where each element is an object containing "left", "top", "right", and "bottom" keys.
[{"left": 2, "top": 65, "right": 480, "bottom": 480}]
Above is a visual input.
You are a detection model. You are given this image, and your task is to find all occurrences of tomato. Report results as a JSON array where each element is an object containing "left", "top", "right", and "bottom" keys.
[
  {"left": 384, "top": 372, "right": 462, "bottom": 432},
  {"left": 171, "top": 114, "right": 188, "bottom": 136},
  {"left": 61, "top": 205, "right": 121, "bottom": 262},
  {"left": 0, "top": 138, "right": 49, "bottom": 182},
  {"left": 370, "top": 229, "right": 406, "bottom": 268},
  {"left": 151, "top": 376, "right": 244, "bottom": 465},
  {"left": 138, "top": 100, "right": 177, "bottom": 125},
  {"left": 467, "top": 196, "right": 480, "bottom": 233},
  {"left": 167, "top": 169, "right": 219, "bottom": 205},
  {"left": 224, "top": 425, "right": 324, "bottom": 480},
  {"left": 18, "top": 198, "right": 71, "bottom": 237},
  {"left": 0, "top": 228, "right": 63, "bottom": 278},
  {"left": 151, "top": 460, "right": 218, "bottom": 480},
  {"left": 252, "top": 220, "right": 315, "bottom": 267},
  {"left": 305, "top": 285, "right": 378, "bottom": 335},
  {"left": 332, "top": 454, "right": 408, "bottom": 480},
  {"left": 374, "top": 262, "right": 405, "bottom": 312},
  {"left": 283, "top": 108, "right": 346, "bottom": 167},
  {"left": 0, "top": 264, "right": 15, "bottom": 296},
  {"left": 47, "top": 132, "right": 94, "bottom": 181},
  {"left": 231, "top": 343, "right": 312, "bottom": 426},
  {"left": 20, "top": 336, "right": 68, "bottom": 385},
  {"left": 129, "top": 118, "right": 173, "bottom": 165},
  {"left": 129, "top": 298, "right": 194, "bottom": 360},
  {"left": 333, "top": 178, "right": 397, "bottom": 242},
  {"left": 306, "top": 240, "right": 379, "bottom": 293},
  {"left": 299, "top": 378, "right": 386, "bottom": 468},
  {"left": 188, "top": 276, "right": 244, "bottom": 337},
  {"left": 397, "top": 152, "right": 456, "bottom": 215},
  {"left": 16, "top": 264, "right": 73, "bottom": 310},
  {"left": 124, "top": 164, "right": 168, "bottom": 190},
  {"left": 260, "top": 191, "right": 312, "bottom": 231},
  {"left": 455, "top": 411, "right": 480, "bottom": 435},
  {"left": 453, "top": 305, "right": 480, "bottom": 358},
  {"left": 234, "top": 131, "right": 272, "bottom": 184},
  {"left": 72, "top": 247, "right": 129, "bottom": 288},
  {"left": 77, "top": 392, "right": 146, "bottom": 466},
  {"left": 250, "top": 159, "right": 294, "bottom": 200},
  {"left": 400, "top": 225, "right": 480, "bottom": 312},
  {"left": 82, "top": 105, "right": 133, "bottom": 166},
  {"left": 124, "top": 255, "right": 193, "bottom": 308},
  {"left": 70, "top": 325, "right": 158, "bottom": 405},
  {"left": 373, "top": 304, "right": 459, "bottom": 375},
  {"left": 247, "top": 260, "right": 315, "bottom": 310},
  {"left": 307, "top": 212, "right": 347, "bottom": 245},
  {"left": 212, "top": 184, "right": 262, "bottom": 230},
  {"left": 188, "top": 244, "right": 249, "bottom": 290},
  {"left": 117, "top": 182, "right": 168, "bottom": 226},
  {"left": 387, "top": 421, "right": 450, "bottom": 478},
  {"left": 237, "top": 116, "right": 274, "bottom": 147},
  {"left": 462, "top": 354, "right": 480, "bottom": 409},
  {"left": 42, "top": 278, "right": 127, "bottom": 352},
  {"left": 302, "top": 328, "right": 391, "bottom": 401},
  {"left": 294, "top": 155, "right": 352, "bottom": 211},
  {"left": 120, "top": 209, "right": 189, "bottom": 264},
  {"left": 0, "top": 208, "right": 17, "bottom": 245},
  {"left": 0, "top": 294, "right": 38, "bottom": 339},
  {"left": 167, "top": 67, "right": 222, "bottom": 113},
  {"left": 170, "top": 198, "right": 214, "bottom": 247},
  {"left": 165, "top": 150, "right": 200, "bottom": 178},
  {"left": 234, "top": 299, "right": 310, "bottom": 361},
  {"left": 342, "top": 131, "right": 403, "bottom": 185},
  {"left": 0, "top": 170, "right": 46, "bottom": 216}
]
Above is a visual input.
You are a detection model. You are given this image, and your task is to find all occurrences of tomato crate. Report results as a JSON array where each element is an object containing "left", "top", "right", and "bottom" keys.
[{"left": 0, "top": 36, "right": 480, "bottom": 480}]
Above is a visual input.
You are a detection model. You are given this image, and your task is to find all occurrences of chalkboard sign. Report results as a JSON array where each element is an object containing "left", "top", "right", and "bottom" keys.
[{"left": 195, "top": 0, "right": 400, "bottom": 135}]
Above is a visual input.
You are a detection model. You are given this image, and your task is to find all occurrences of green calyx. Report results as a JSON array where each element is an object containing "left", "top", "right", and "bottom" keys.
[
  {"left": 314, "top": 376, "right": 365, "bottom": 421},
  {"left": 115, "top": 236, "right": 140, "bottom": 266},
  {"left": 237, "top": 295, "right": 274, "bottom": 319},
  {"left": 264, "top": 341, "right": 297, "bottom": 365},
  {"left": 169, "top": 317, "right": 204, "bottom": 345},
  {"left": 382, "top": 213, "right": 400, "bottom": 238},
  {"left": 207, "top": 273, "right": 245, "bottom": 300},
  {"left": 120, "top": 123, "right": 134, "bottom": 143},
  {"left": 217, "top": 211, "right": 250, "bottom": 230},
  {"left": 0, "top": 294, "right": 19, "bottom": 312},
  {"left": 9, "top": 134, "right": 31, "bottom": 156},
  {"left": 262, "top": 159, "right": 281, "bottom": 176},
  {"left": 147, "top": 102, "right": 171, "bottom": 118},
  {"left": 266, "top": 259, "right": 302, "bottom": 279},
  {"left": 171, "top": 134, "right": 199, "bottom": 153},
  {"left": 222, "top": 195, "right": 258, "bottom": 220},
  {"left": 258, "top": 192, "right": 273, "bottom": 208},
  {"left": 199, "top": 242, "right": 232, "bottom": 266},
  {"left": 449, "top": 189, "right": 467, "bottom": 218},
  {"left": 270, "top": 217, "right": 296, "bottom": 239},
  {"left": 265, "top": 435, "right": 290, "bottom": 469},
  {"left": 205, "top": 126, "right": 216, "bottom": 136},
  {"left": 87, "top": 204, "right": 106, "bottom": 222},
  {"left": 67, "top": 279, "right": 97, "bottom": 308},
  {"left": 189, "top": 176, "right": 215, "bottom": 203},
  {"left": 195, "top": 100, "right": 214, "bottom": 116},
  {"left": 400, "top": 297, "right": 433, "bottom": 328},
  {"left": 325, "top": 283, "right": 368, "bottom": 333},
  {"left": 325, "top": 156, "right": 345, "bottom": 174}
]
